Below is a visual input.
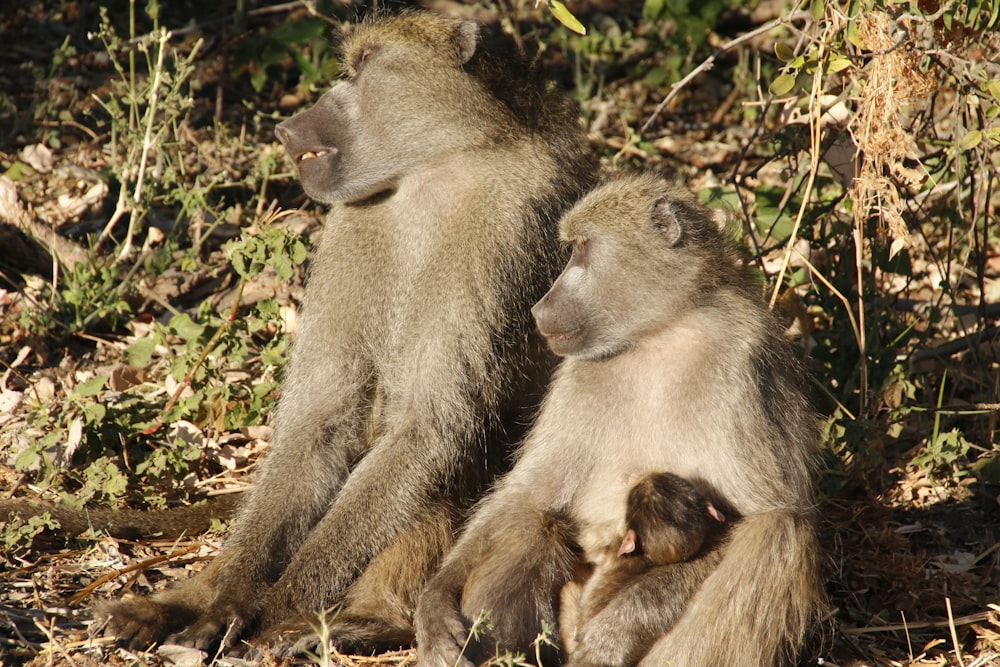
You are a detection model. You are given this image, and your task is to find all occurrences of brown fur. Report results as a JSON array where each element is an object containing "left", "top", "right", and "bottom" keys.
[
  {"left": 97, "top": 11, "right": 595, "bottom": 652},
  {"left": 560, "top": 472, "right": 726, "bottom": 660},
  {"left": 0, "top": 495, "right": 241, "bottom": 540},
  {"left": 622, "top": 472, "right": 724, "bottom": 565},
  {"left": 415, "top": 173, "right": 824, "bottom": 667}
]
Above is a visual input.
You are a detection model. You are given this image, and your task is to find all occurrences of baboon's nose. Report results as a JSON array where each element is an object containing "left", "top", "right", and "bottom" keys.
[
  {"left": 276, "top": 121, "right": 334, "bottom": 165},
  {"left": 275, "top": 122, "right": 291, "bottom": 146},
  {"left": 275, "top": 121, "right": 309, "bottom": 158}
]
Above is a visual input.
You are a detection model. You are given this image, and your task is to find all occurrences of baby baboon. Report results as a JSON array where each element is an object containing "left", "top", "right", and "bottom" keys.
[
  {"left": 559, "top": 472, "right": 726, "bottom": 659},
  {"left": 97, "top": 11, "right": 595, "bottom": 652},
  {"left": 620, "top": 471, "right": 726, "bottom": 564},
  {"left": 416, "top": 173, "right": 824, "bottom": 667}
]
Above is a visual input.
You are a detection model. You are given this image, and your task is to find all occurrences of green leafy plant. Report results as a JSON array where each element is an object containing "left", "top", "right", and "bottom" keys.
[
  {"left": 912, "top": 428, "right": 974, "bottom": 482},
  {"left": 544, "top": 0, "right": 586, "bottom": 35},
  {"left": 22, "top": 36, "right": 80, "bottom": 149},
  {"left": 227, "top": 222, "right": 308, "bottom": 282},
  {"left": 733, "top": 1, "right": 1000, "bottom": 503},
  {"left": 13, "top": 217, "right": 303, "bottom": 505},
  {"left": 1, "top": 512, "right": 60, "bottom": 553},
  {"left": 0, "top": 0, "right": 315, "bottom": 512},
  {"left": 232, "top": 17, "right": 339, "bottom": 93},
  {"left": 90, "top": 1, "right": 204, "bottom": 258},
  {"left": 19, "top": 250, "right": 139, "bottom": 340},
  {"left": 643, "top": 0, "right": 733, "bottom": 49}
]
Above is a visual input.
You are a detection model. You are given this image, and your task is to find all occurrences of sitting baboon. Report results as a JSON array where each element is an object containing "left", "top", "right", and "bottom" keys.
[
  {"left": 93, "top": 11, "right": 595, "bottom": 651},
  {"left": 415, "top": 173, "right": 824, "bottom": 667},
  {"left": 560, "top": 472, "right": 727, "bottom": 660}
]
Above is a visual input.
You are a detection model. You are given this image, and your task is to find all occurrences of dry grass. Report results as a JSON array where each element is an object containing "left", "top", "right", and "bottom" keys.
[{"left": 850, "top": 11, "right": 935, "bottom": 255}]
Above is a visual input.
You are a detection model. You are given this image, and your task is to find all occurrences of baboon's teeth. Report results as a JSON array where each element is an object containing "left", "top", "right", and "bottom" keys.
[{"left": 298, "top": 149, "right": 329, "bottom": 162}]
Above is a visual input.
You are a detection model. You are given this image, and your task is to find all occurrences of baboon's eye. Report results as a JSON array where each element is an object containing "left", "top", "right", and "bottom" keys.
[{"left": 569, "top": 239, "right": 590, "bottom": 268}]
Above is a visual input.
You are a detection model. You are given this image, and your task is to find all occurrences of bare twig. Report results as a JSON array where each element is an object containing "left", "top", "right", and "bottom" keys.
[
  {"left": 97, "top": 28, "right": 203, "bottom": 259},
  {"left": 769, "top": 21, "right": 833, "bottom": 319},
  {"left": 898, "top": 0, "right": 958, "bottom": 23},
  {"left": 111, "top": 29, "right": 180, "bottom": 260},
  {"left": 844, "top": 610, "right": 993, "bottom": 635},
  {"left": 947, "top": 598, "right": 967, "bottom": 667},
  {"left": 641, "top": 10, "right": 810, "bottom": 134},
  {"left": 911, "top": 326, "right": 1000, "bottom": 362},
  {"left": 902, "top": 611, "right": 915, "bottom": 661},
  {"left": 33, "top": 616, "right": 80, "bottom": 666},
  {"left": 792, "top": 247, "right": 861, "bottom": 423},
  {"left": 35, "top": 119, "right": 102, "bottom": 142},
  {"left": 1, "top": 605, "right": 42, "bottom": 651},
  {"left": 120, "top": 28, "right": 173, "bottom": 259},
  {"left": 169, "top": 0, "right": 316, "bottom": 37},
  {"left": 68, "top": 543, "right": 204, "bottom": 606}
]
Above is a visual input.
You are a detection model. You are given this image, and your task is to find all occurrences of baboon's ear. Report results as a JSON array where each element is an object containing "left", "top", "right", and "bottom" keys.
[
  {"left": 618, "top": 528, "right": 638, "bottom": 557},
  {"left": 456, "top": 21, "right": 480, "bottom": 64},
  {"left": 651, "top": 196, "right": 683, "bottom": 247}
]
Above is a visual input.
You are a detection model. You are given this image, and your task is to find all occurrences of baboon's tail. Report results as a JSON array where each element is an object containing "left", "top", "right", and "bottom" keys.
[{"left": 0, "top": 493, "right": 243, "bottom": 540}]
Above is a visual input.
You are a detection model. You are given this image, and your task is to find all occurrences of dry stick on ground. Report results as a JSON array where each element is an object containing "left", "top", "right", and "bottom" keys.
[
  {"left": 35, "top": 119, "right": 102, "bottom": 142},
  {"left": 0, "top": 176, "right": 88, "bottom": 269},
  {"left": 843, "top": 610, "right": 995, "bottom": 635},
  {"left": 1, "top": 549, "right": 94, "bottom": 580},
  {"left": 911, "top": 326, "right": 1000, "bottom": 362},
  {"left": 2, "top": 606, "right": 42, "bottom": 651},
  {"left": 33, "top": 616, "right": 80, "bottom": 667},
  {"left": 640, "top": 10, "right": 810, "bottom": 134},
  {"left": 947, "top": 597, "right": 967, "bottom": 667},
  {"left": 68, "top": 543, "right": 205, "bottom": 606}
]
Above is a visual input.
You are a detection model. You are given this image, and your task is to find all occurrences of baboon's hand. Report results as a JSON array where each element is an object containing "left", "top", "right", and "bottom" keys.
[
  {"left": 567, "top": 616, "right": 632, "bottom": 667},
  {"left": 417, "top": 631, "right": 475, "bottom": 667},
  {"left": 230, "top": 622, "right": 319, "bottom": 661},
  {"left": 98, "top": 598, "right": 184, "bottom": 649},
  {"left": 415, "top": 589, "right": 475, "bottom": 667},
  {"left": 169, "top": 599, "right": 253, "bottom": 650}
]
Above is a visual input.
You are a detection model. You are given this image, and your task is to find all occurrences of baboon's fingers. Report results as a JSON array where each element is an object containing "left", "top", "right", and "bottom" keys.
[
  {"left": 415, "top": 589, "right": 476, "bottom": 667},
  {"left": 173, "top": 611, "right": 249, "bottom": 651},
  {"left": 98, "top": 598, "right": 185, "bottom": 649}
]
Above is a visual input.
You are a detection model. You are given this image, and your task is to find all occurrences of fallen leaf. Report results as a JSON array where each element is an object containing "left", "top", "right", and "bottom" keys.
[
  {"left": 158, "top": 643, "right": 207, "bottom": 667},
  {"left": 21, "top": 143, "right": 54, "bottom": 173}
]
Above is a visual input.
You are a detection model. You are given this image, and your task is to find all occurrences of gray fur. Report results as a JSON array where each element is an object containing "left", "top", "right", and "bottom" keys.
[
  {"left": 99, "top": 11, "right": 594, "bottom": 651},
  {"left": 415, "top": 173, "right": 824, "bottom": 667}
]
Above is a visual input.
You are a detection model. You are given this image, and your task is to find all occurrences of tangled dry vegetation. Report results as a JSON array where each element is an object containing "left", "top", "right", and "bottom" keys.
[{"left": 1, "top": 1, "right": 998, "bottom": 666}]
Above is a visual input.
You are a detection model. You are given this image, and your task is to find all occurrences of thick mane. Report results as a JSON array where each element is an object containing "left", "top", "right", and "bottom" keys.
[{"left": 462, "top": 24, "right": 560, "bottom": 132}]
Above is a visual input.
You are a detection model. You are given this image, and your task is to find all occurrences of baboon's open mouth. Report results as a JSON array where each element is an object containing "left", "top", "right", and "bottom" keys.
[{"left": 298, "top": 149, "right": 331, "bottom": 163}]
